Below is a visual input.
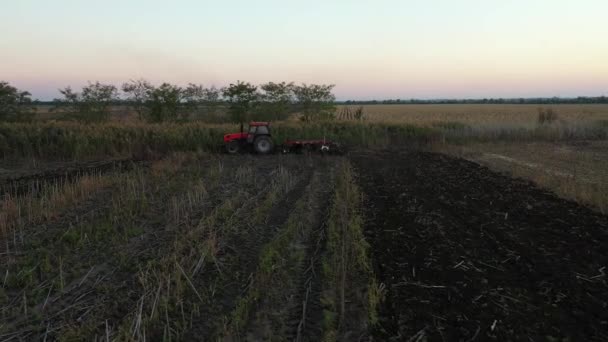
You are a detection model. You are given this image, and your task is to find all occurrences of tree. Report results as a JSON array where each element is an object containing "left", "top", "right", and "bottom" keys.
[
  {"left": 123, "top": 81, "right": 184, "bottom": 122},
  {"left": 182, "top": 83, "right": 204, "bottom": 111},
  {"left": 0, "top": 81, "right": 35, "bottom": 121},
  {"left": 258, "top": 81, "right": 294, "bottom": 121},
  {"left": 292, "top": 83, "right": 336, "bottom": 122},
  {"left": 147, "top": 83, "right": 184, "bottom": 123},
  {"left": 222, "top": 81, "right": 259, "bottom": 123},
  {"left": 182, "top": 83, "right": 223, "bottom": 120},
  {"left": 56, "top": 82, "right": 118, "bottom": 122},
  {"left": 122, "top": 79, "right": 153, "bottom": 120}
]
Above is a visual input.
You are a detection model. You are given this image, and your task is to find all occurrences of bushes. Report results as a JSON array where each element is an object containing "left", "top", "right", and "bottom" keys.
[
  {"left": 1, "top": 118, "right": 605, "bottom": 160},
  {"left": 0, "top": 121, "right": 436, "bottom": 159},
  {"left": 0, "top": 122, "right": 222, "bottom": 159}
]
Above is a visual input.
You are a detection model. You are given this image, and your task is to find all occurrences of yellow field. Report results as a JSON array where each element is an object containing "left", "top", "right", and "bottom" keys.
[
  {"left": 35, "top": 103, "right": 608, "bottom": 126},
  {"left": 338, "top": 104, "right": 608, "bottom": 125}
]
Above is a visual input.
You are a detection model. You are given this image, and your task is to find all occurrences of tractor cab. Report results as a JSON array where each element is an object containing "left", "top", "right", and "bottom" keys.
[
  {"left": 224, "top": 121, "right": 274, "bottom": 154},
  {"left": 246, "top": 122, "right": 271, "bottom": 143}
]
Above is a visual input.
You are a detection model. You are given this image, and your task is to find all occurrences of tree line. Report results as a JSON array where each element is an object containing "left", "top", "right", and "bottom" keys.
[
  {"left": 0, "top": 80, "right": 336, "bottom": 123},
  {"left": 4, "top": 79, "right": 606, "bottom": 123}
]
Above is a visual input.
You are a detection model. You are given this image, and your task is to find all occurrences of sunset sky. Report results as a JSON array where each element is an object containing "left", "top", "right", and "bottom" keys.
[{"left": 1, "top": 0, "right": 607, "bottom": 100}]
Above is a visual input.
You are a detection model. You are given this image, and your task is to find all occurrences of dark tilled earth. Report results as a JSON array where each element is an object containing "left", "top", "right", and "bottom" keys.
[{"left": 352, "top": 151, "right": 608, "bottom": 342}]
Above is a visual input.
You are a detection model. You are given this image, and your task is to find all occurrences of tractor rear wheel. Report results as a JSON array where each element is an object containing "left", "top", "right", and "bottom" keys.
[
  {"left": 253, "top": 136, "right": 274, "bottom": 154},
  {"left": 226, "top": 140, "right": 240, "bottom": 154}
]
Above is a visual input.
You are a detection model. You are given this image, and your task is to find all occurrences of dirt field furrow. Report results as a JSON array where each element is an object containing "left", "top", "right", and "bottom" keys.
[
  {"left": 181, "top": 164, "right": 316, "bottom": 341},
  {"left": 287, "top": 221, "right": 328, "bottom": 342},
  {"left": 353, "top": 151, "right": 608, "bottom": 341},
  {"left": 245, "top": 169, "right": 332, "bottom": 342},
  {"left": 215, "top": 163, "right": 333, "bottom": 341}
]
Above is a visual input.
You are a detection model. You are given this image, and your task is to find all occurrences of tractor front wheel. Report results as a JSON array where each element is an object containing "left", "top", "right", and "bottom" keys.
[
  {"left": 226, "top": 140, "right": 240, "bottom": 154},
  {"left": 253, "top": 136, "right": 274, "bottom": 154}
]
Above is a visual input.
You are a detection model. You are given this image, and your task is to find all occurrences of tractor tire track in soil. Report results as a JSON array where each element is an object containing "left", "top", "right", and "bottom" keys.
[
  {"left": 287, "top": 220, "right": 328, "bottom": 342},
  {"left": 242, "top": 166, "right": 333, "bottom": 342},
  {"left": 181, "top": 164, "right": 316, "bottom": 341},
  {"left": 352, "top": 150, "right": 608, "bottom": 341}
]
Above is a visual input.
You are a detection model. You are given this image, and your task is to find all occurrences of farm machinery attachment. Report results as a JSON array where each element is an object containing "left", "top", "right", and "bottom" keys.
[{"left": 223, "top": 122, "right": 342, "bottom": 155}]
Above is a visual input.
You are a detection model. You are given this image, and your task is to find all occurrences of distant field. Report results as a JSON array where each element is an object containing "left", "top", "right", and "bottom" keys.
[
  {"left": 34, "top": 103, "right": 608, "bottom": 125},
  {"left": 337, "top": 104, "right": 608, "bottom": 125}
]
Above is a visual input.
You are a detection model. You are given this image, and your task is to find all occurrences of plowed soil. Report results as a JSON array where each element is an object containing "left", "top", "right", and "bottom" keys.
[{"left": 352, "top": 150, "right": 608, "bottom": 341}]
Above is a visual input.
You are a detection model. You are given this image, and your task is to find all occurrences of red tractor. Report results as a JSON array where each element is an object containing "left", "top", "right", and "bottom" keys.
[
  {"left": 223, "top": 122, "right": 341, "bottom": 155},
  {"left": 223, "top": 122, "right": 274, "bottom": 154}
]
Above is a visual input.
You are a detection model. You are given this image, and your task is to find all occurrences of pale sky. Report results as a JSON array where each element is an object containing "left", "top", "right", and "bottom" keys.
[{"left": 1, "top": 0, "right": 607, "bottom": 100}]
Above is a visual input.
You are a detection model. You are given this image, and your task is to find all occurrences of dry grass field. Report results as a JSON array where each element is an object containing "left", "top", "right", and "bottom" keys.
[
  {"left": 338, "top": 104, "right": 608, "bottom": 125},
  {"left": 34, "top": 103, "right": 608, "bottom": 126}
]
